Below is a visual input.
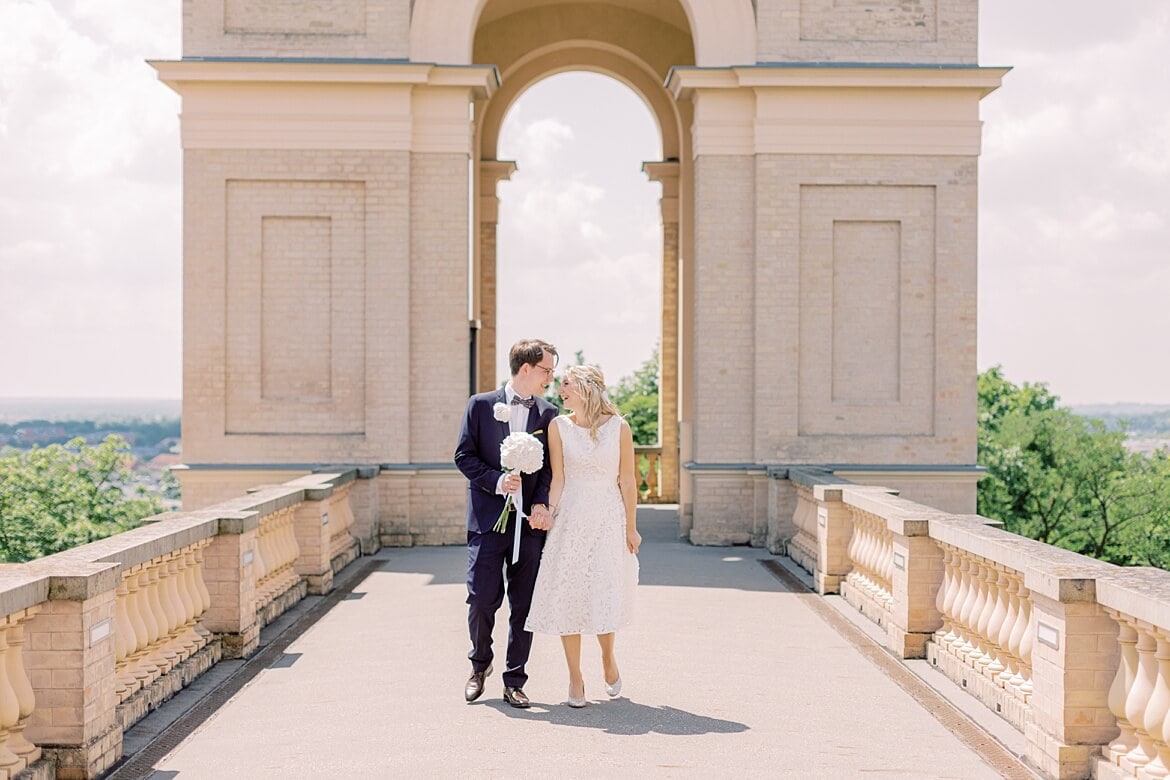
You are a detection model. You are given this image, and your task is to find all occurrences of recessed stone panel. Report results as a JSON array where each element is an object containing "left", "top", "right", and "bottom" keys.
[
  {"left": 832, "top": 220, "right": 901, "bottom": 403},
  {"left": 260, "top": 216, "right": 332, "bottom": 401},
  {"left": 225, "top": 180, "right": 366, "bottom": 435},
  {"left": 799, "top": 0, "right": 938, "bottom": 43},
  {"left": 798, "top": 184, "right": 936, "bottom": 437},
  {"left": 223, "top": 0, "right": 366, "bottom": 36}
]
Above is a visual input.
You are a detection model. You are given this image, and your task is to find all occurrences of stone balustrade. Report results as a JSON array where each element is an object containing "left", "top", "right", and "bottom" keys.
[
  {"left": 782, "top": 467, "right": 1170, "bottom": 780},
  {"left": 0, "top": 575, "right": 44, "bottom": 780},
  {"left": 0, "top": 468, "right": 377, "bottom": 779},
  {"left": 635, "top": 446, "right": 667, "bottom": 503}
]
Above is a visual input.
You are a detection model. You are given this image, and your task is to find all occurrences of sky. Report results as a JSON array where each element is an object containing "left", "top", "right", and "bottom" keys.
[{"left": 0, "top": 1, "right": 1166, "bottom": 405}]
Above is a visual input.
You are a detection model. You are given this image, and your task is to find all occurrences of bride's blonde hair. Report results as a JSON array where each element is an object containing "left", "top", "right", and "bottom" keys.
[{"left": 563, "top": 364, "right": 620, "bottom": 440}]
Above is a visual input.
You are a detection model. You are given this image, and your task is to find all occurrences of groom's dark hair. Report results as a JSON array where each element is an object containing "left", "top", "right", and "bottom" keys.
[{"left": 509, "top": 339, "right": 558, "bottom": 376}]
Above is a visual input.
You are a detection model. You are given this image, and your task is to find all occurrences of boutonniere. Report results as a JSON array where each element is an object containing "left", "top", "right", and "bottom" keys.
[{"left": 492, "top": 402, "right": 510, "bottom": 423}]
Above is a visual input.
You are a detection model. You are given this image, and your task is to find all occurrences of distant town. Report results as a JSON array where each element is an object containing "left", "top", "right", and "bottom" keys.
[
  {"left": 0, "top": 398, "right": 1167, "bottom": 506},
  {"left": 0, "top": 399, "right": 182, "bottom": 509}
]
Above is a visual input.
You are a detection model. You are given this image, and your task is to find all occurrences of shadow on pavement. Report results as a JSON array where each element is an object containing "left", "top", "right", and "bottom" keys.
[{"left": 474, "top": 697, "right": 750, "bottom": 736}]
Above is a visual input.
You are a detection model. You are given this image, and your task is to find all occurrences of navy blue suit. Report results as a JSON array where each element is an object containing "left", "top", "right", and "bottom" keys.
[{"left": 454, "top": 387, "right": 556, "bottom": 689}]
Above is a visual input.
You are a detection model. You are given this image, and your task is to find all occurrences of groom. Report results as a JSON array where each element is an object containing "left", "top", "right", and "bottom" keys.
[{"left": 454, "top": 339, "right": 558, "bottom": 707}]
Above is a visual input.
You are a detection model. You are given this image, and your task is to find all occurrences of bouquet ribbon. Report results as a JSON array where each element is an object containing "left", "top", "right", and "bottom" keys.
[{"left": 511, "top": 483, "right": 524, "bottom": 564}]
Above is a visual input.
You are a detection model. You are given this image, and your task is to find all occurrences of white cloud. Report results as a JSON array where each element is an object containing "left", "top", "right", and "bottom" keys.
[
  {"left": 495, "top": 72, "right": 662, "bottom": 385},
  {"left": 978, "top": 0, "right": 1170, "bottom": 403},
  {"left": 0, "top": 0, "right": 181, "bottom": 398}
]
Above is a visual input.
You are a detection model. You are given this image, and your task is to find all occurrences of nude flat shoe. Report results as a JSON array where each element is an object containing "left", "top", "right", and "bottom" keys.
[{"left": 567, "top": 685, "right": 588, "bottom": 708}]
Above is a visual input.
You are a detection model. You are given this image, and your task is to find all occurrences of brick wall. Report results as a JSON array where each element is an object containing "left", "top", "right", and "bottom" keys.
[
  {"left": 755, "top": 0, "right": 978, "bottom": 64},
  {"left": 182, "top": 0, "right": 410, "bottom": 58},
  {"left": 183, "top": 148, "right": 410, "bottom": 466}
]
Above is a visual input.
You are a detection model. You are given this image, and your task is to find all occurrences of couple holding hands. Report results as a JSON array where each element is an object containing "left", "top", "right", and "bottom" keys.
[{"left": 454, "top": 339, "right": 641, "bottom": 709}]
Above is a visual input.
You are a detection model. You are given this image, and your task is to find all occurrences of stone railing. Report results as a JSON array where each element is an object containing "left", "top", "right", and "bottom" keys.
[
  {"left": 782, "top": 467, "right": 1170, "bottom": 780},
  {"left": 0, "top": 468, "right": 377, "bottom": 779}
]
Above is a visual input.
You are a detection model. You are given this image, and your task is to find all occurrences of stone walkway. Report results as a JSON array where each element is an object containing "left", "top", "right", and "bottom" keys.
[{"left": 124, "top": 507, "right": 1025, "bottom": 778}]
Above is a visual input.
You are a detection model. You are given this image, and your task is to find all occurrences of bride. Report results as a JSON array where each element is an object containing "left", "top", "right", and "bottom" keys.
[{"left": 525, "top": 364, "right": 641, "bottom": 708}]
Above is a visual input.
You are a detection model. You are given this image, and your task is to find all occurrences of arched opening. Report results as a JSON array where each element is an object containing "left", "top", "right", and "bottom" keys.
[
  {"left": 492, "top": 71, "right": 662, "bottom": 400},
  {"left": 468, "top": 0, "right": 702, "bottom": 507}
]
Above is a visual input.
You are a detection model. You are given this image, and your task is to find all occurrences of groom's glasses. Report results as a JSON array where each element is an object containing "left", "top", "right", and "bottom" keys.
[{"left": 534, "top": 364, "right": 555, "bottom": 377}]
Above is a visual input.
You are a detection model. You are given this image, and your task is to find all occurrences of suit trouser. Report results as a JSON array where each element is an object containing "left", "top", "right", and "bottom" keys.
[{"left": 466, "top": 526, "right": 546, "bottom": 689}]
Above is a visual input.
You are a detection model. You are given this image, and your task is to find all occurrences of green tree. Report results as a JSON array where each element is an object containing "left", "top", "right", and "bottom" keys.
[
  {"left": 608, "top": 347, "right": 659, "bottom": 446},
  {"left": 0, "top": 436, "right": 162, "bottom": 563},
  {"left": 977, "top": 366, "right": 1170, "bottom": 569}
]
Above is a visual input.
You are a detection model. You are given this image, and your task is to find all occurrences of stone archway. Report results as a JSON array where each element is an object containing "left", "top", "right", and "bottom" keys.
[
  {"left": 473, "top": 40, "right": 688, "bottom": 504},
  {"left": 161, "top": 0, "right": 1003, "bottom": 548},
  {"left": 463, "top": 0, "right": 712, "bottom": 510},
  {"left": 410, "top": 0, "right": 756, "bottom": 67}
]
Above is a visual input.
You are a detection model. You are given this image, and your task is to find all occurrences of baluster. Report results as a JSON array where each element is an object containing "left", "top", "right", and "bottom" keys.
[
  {"left": 950, "top": 558, "right": 978, "bottom": 664},
  {"left": 158, "top": 556, "right": 185, "bottom": 663},
  {"left": 877, "top": 526, "right": 893, "bottom": 605},
  {"left": 935, "top": 547, "right": 955, "bottom": 646},
  {"left": 114, "top": 578, "right": 139, "bottom": 700},
  {"left": 965, "top": 562, "right": 989, "bottom": 667},
  {"left": 646, "top": 453, "right": 659, "bottom": 498},
  {"left": 145, "top": 562, "right": 179, "bottom": 674},
  {"left": 253, "top": 516, "right": 271, "bottom": 594},
  {"left": 0, "top": 624, "right": 22, "bottom": 774},
  {"left": 1127, "top": 629, "right": 1160, "bottom": 769},
  {"left": 283, "top": 510, "right": 301, "bottom": 587},
  {"left": 978, "top": 568, "right": 1005, "bottom": 675},
  {"left": 126, "top": 570, "right": 160, "bottom": 684},
  {"left": 171, "top": 552, "right": 199, "bottom": 656},
  {"left": 5, "top": 612, "right": 40, "bottom": 765},
  {"left": 1141, "top": 632, "right": 1170, "bottom": 778},
  {"left": 950, "top": 556, "right": 973, "bottom": 657},
  {"left": 845, "top": 511, "right": 863, "bottom": 590},
  {"left": 163, "top": 555, "right": 192, "bottom": 661},
  {"left": 996, "top": 573, "right": 1021, "bottom": 686},
  {"left": 1108, "top": 617, "right": 1141, "bottom": 761},
  {"left": 858, "top": 515, "right": 877, "bottom": 593},
  {"left": 861, "top": 514, "right": 879, "bottom": 594},
  {"left": 192, "top": 543, "right": 213, "bottom": 641},
  {"left": 1017, "top": 596, "right": 1035, "bottom": 699}
]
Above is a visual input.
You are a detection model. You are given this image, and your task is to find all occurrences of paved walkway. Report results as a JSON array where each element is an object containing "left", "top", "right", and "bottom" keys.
[{"left": 126, "top": 507, "right": 1024, "bottom": 778}]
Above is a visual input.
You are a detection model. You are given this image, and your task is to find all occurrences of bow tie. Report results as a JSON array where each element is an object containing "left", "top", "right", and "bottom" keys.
[{"left": 510, "top": 396, "right": 535, "bottom": 409}]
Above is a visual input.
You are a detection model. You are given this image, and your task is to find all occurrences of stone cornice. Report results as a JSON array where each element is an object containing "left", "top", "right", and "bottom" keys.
[
  {"left": 667, "top": 64, "right": 1009, "bottom": 97},
  {"left": 667, "top": 64, "right": 1009, "bottom": 157},
  {"left": 152, "top": 59, "right": 499, "bottom": 94},
  {"left": 152, "top": 59, "right": 497, "bottom": 153}
]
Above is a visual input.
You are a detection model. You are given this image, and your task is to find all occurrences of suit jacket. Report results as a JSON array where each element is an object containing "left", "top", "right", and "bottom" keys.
[{"left": 454, "top": 387, "right": 557, "bottom": 534}]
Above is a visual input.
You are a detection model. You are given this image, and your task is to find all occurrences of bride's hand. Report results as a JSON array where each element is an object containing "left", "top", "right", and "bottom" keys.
[{"left": 626, "top": 528, "right": 641, "bottom": 555}]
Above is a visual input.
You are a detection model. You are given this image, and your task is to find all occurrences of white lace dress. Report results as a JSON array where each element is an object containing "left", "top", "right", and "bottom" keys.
[{"left": 525, "top": 415, "right": 639, "bottom": 635}]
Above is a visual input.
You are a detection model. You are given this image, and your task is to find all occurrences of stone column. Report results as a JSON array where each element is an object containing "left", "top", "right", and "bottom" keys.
[
  {"left": 643, "top": 161, "right": 680, "bottom": 504},
  {"left": 477, "top": 160, "right": 517, "bottom": 393},
  {"left": 669, "top": 77, "right": 759, "bottom": 544}
]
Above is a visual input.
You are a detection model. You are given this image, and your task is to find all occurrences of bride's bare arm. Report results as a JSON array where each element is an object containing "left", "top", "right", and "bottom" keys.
[
  {"left": 545, "top": 420, "right": 565, "bottom": 526},
  {"left": 617, "top": 419, "right": 641, "bottom": 554}
]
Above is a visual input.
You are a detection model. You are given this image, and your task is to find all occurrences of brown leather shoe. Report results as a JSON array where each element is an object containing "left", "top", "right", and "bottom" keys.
[
  {"left": 465, "top": 664, "right": 492, "bottom": 702},
  {"left": 503, "top": 686, "right": 531, "bottom": 708}
]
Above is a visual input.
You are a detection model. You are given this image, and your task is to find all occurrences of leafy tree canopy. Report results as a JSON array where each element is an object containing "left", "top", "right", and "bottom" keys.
[
  {"left": 0, "top": 436, "right": 162, "bottom": 563},
  {"left": 977, "top": 366, "right": 1170, "bottom": 570}
]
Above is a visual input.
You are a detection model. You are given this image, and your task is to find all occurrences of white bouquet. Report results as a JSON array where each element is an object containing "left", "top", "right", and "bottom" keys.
[{"left": 493, "top": 430, "right": 545, "bottom": 533}]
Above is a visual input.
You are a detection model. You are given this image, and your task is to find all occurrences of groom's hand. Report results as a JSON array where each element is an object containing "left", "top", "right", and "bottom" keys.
[
  {"left": 501, "top": 473, "right": 521, "bottom": 494},
  {"left": 529, "top": 505, "right": 553, "bottom": 530}
]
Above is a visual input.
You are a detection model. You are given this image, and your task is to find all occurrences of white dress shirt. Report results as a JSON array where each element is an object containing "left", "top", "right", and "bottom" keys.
[{"left": 496, "top": 382, "right": 533, "bottom": 495}]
